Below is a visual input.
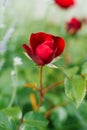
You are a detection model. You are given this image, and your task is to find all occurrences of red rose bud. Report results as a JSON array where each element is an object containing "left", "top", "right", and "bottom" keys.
[
  {"left": 54, "top": 0, "right": 75, "bottom": 9},
  {"left": 22, "top": 32, "right": 65, "bottom": 66},
  {"left": 66, "top": 18, "right": 82, "bottom": 35}
]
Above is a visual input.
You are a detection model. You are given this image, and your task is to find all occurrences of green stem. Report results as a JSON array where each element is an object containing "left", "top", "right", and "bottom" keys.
[
  {"left": 8, "top": 66, "right": 18, "bottom": 107},
  {"left": 8, "top": 84, "right": 17, "bottom": 107}
]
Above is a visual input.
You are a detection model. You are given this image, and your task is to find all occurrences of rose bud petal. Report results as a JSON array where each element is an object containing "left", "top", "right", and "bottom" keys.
[
  {"left": 66, "top": 17, "right": 82, "bottom": 35},
  {"left": 22, "top": 32, "right": 65, "bottom": 66},
  {"left": 54, "top": 0, "right": 75, "bottom": 9}
]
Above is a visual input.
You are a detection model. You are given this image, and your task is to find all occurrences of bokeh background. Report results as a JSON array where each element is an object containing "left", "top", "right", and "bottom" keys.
[{"left": 0, "top": 0, "right": 87, "bottom": 130}]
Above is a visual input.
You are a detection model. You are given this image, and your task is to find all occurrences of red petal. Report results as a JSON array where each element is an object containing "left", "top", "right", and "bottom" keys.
[
  {"left": 29, "top": 32, "right": 52, "bottom": 52},
  {"left": 22, "top": 44, "right": 32, "bottom": 54},
  {"left": 36, "top": 44, "right": 54, "bottom": 64},
  {"left": 31, "top": 55, "right": 45, "bottom": 66},
  {"left": 42, "top": 39, "right": 54, "bottom": 50},
  {"left": 22, "top": 44, "right": 44, "bottom": 66},
  {"left": 53, "top": 37, "right": 65, "bottom": 57}
]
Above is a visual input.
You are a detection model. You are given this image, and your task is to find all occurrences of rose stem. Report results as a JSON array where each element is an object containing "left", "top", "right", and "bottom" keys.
[
  {"left": 43, "top": 81, "right": 64, "bottom": 94},
  {"left": 39, "top": 66, "right": 44, "bottom": 106}
]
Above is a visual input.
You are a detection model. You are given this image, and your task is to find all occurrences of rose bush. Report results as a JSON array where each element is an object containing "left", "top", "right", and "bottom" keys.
[
  {"left": 54, "top": 0, "right": 75, "bottom": 9},
  {"left": 66, "top": 17, "right": 82, "bottom": 35},
  {"left": 22, "top": 32, "right": 65, "bottom": 66}
]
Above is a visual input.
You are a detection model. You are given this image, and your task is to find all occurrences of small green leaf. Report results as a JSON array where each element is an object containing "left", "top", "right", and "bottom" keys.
[
  {"left": 20, "top": 111, "right": 48, "bottom": 130},
  {"left": 64, "top": 75, "right": 86, "bottom": 107}
]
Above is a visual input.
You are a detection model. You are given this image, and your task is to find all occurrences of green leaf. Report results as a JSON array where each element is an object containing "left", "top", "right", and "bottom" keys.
[
  {"left": 0, "top": 112, "right": 11, "bottom": 130},
  {"left": 71, "top": 76, "right": 86, "bottom": 107},
  {"left": 64, "top": 75, "right": 86, "bottom": 107},
  {"left": 20, "top": 111, "right": 48, "bottom": 130}
]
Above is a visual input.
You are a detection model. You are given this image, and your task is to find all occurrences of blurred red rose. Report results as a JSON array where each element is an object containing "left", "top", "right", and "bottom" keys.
[
  {"left": 22, "top": 32, "right": 65, "bottom": 66},
  {"left": 66, "top": 18, "right": 82, "bottom": 35},
  {"left": 54, "top": 0, "right": 75, "bottom": 9}
]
